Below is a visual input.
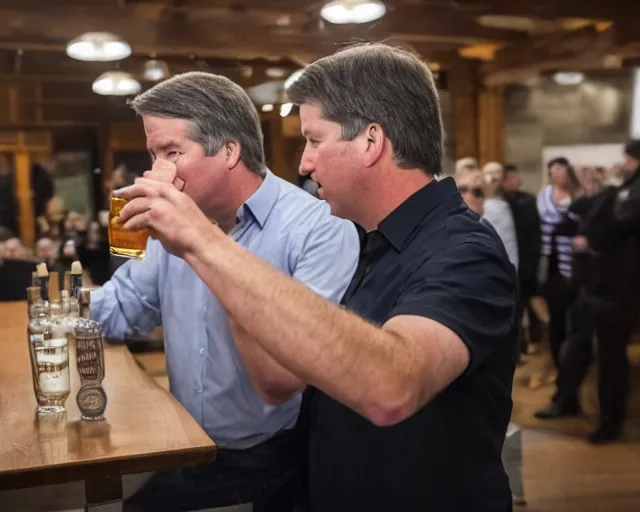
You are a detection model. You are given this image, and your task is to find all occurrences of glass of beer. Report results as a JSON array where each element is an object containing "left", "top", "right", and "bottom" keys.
[{"left": 108, "top": 197, "right": 149, "bottom": 260}]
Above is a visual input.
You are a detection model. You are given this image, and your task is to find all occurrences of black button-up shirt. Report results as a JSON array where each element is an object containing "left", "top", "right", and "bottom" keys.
[{"left": 306, "top": 177, "right": 518, "bottom": 512}]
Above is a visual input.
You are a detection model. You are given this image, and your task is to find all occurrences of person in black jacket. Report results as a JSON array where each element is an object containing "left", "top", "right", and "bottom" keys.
[
  {"left": 503, "top": 165, "right": 542, "bottom": 352},
  {"left": 535, "top": 140, "right": 640, "bottom": 443},
  {"left": 0, "top": 154, "right": 18, "bottom": 236}
]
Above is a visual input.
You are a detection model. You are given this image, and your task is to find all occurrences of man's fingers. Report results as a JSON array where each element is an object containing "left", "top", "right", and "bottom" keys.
[
  {"left": 173, "top": 177, "right": 186, "bottom": 191},
  {"left": 122, "top": 208, "right": 154, "bottom": 232},
  {"left": 118, "top": 196, "right": 154, "bottom": 224}
]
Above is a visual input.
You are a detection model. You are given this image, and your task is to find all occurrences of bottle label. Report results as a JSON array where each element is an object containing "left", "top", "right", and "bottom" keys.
[
  {"left": 30, "top": 334, "right": 44, "bottom": 344},
  {"left": 39, "top": 369, "right": 70, "bottom": 394}
]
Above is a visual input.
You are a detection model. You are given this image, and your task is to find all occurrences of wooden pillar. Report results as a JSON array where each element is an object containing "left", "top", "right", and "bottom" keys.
[
  {"left": 449, "top": 61, "right": 480, "bottom": 161},
  {"left": 449, "top": 61, "right": 505, "bottom": 165},
  {"left": 267, "top": 114, "right": 292, "bottom": 181},
  {"left": 14, "top": 150, "right": 35, "bottom": 248},
  {"left": 8, "top": 85, "right": 19, "bottom": 124},
  {"left": 477, "top": 85, "right": 505, "bottom": 164}
]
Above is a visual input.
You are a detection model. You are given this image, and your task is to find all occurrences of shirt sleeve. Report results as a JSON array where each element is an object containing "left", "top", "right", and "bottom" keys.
[
  {"left": 389, "top": 237, "right": 518, "bottom": 375},
  {"left": 291, "top": 206, "right": 360, "bottom": 304},
  {"left": 90, "top": 239, "right": 163, "bottom": 339}
]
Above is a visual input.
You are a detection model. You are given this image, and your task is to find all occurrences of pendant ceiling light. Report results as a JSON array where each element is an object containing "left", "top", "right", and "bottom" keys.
[
  {"left": 320, "top": 0, "right": 386, "bottom": 25},
  {"left": 67, "top": 32, "right": 132, "bottom": 62},
  {"left": 143, "top": 59, "right": 170, "bottom": 81},
  {"left": 92, "top": 71, "right": 141, "bottom": 96}
]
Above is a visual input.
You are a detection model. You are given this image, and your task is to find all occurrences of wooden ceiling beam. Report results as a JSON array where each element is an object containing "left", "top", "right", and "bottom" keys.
[
  {"left": 0, "top": 50, "right": 301, "bottom": 86},
  {"left": 451, "top": 0, "right": 640, "bottom": 22},
  {"left": 481, "top": 26, "right": 617, "bottom": 86},
  {"left": 0, "top": 3, "right": 525, "bottom": 65}
]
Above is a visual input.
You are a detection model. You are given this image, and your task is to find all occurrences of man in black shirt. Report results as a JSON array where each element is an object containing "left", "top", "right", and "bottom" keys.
[
  {"left": 116, "top": 43, "right": 519, "bottom": 511},
  {"left": 503, "top": 164, "right": 543, "bottom": 351}
]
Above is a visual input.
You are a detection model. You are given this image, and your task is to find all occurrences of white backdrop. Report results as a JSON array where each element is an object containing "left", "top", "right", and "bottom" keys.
[{"left": 540, "top": 143, "right": 626, "bottom": 187}]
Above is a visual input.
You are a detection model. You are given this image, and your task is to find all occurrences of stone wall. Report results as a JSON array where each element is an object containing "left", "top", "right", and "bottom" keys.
[{"left": 504, "top": 70, "right": 634, "bottom": 193}]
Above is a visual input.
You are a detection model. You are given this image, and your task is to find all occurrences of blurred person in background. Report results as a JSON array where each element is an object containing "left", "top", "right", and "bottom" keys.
[
  {"left": 0, "top": 153, "right": 18, "bottom": 236},
  {"left": 35, "top": 237, "right": 58, "bottom": 267},
  {"left": 36, "top": 196, "right": 66, "bottom": 240},
  {"left": 2, "top": 237, "right": 24, "bottom": 260},
  {"left": 454, "top": 164, "right": 484, "bottom": 216},
  {"left": 482, "top": 162, "right": 519, "bottom": 271},
  {"left": 503, "top": 164, "right": 542, "bottom": 353},
  {"left": 535, "top": 140, "right": 640, "bottom": 443},
  {"left": 0, "top": 226, "right": 14, "bottom": 244},
  {"left": 31, "top": 157, "right": 55, "bottom": 223},
  {"left": 536, "top": 158, "right": 581, "bottom": 371},
  {"left": 455, "top": 156, "right": 479, "bottom": 174}
]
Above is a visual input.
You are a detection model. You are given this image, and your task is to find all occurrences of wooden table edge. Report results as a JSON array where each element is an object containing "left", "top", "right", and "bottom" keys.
[{"left": 0, "top": 443, "right": 216, "bottom": 491}]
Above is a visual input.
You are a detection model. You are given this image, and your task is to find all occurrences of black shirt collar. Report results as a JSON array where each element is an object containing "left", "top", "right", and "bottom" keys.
[{"left": 377, "top": 177, "right": 460, "bottom": 252}]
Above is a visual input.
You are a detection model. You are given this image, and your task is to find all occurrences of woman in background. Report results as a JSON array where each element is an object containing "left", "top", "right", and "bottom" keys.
[{"left": 536, "top": 157, "right": 582, "bottom": 372}]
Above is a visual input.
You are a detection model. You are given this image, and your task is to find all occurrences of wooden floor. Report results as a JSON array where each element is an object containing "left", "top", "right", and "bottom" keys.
[
  {"left": 511, "top": 343, "right": 640, "bottom": 511},
  {"left": 132, "top": 342, "right": 640, "bottom": 512}
]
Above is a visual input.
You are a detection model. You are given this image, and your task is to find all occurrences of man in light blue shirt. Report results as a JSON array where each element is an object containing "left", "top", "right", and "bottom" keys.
[{"left": 93, "top": 72, "right": 359, "bottom": 512}]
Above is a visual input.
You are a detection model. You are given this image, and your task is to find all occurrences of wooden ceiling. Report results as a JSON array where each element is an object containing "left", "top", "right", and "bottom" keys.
[{"left": 0, "top": 0, "right": 638, "bottom": 126}]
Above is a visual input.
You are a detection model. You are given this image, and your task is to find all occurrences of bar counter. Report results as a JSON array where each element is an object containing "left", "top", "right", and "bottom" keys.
[{"left": 0, "top": 301, "right": 216, "bottom": 510}]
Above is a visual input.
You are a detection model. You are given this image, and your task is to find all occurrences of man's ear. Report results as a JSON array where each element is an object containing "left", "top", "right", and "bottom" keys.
[
  {"left": 225, "top": 141, "right": 241, "bottom": 169},
  {"left": 362, "top": 124, "right": 385, "bottom": 168}
]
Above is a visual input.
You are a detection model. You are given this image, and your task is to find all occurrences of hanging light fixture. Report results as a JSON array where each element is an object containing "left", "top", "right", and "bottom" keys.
[
  {"left": 553, "top": 71, "right": 585, "bottom": 86},
  {"left": 66, "top": 32, "right": 132, "bottom": 62},
  {"left": 92, "top": 71, "right": 141, "bottom": 96},
  {"left": 320, "top": 0, "right": 386, "bottom": 25},
  {"left": 143, "top": 59, "right": 170, "bottom": 81}
]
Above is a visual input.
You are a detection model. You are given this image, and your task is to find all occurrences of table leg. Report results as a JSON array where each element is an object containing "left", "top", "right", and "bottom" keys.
[{"left": 85, "top": 473, "right": 123, "bottom": 512}]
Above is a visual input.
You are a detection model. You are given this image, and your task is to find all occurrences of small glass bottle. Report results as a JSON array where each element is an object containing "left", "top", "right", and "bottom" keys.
[
  {"left": 74, "top": 299, "right": 107, "bottom": 421},
  {"left": 28, "top": 288, "right": 71, "bottom": 415}
]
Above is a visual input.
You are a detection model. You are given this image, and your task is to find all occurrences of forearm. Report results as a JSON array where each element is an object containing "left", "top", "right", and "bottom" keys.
[
  {"left": 185, "top": 229, "right": 415, "bottom": 423},
  {"left": 91, "top": 257, "right": 161, "bottom": 339},
  {"left": 91, "top": 283, "right": 159, "bottom": 340},
  {"left": 230, "top": 318, "right": 306, "bottom": 405}
]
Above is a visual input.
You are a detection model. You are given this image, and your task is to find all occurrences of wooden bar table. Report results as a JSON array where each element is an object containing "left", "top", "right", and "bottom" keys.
[{"left": 0, "top": 301, "right": 216, "bottom": 511}]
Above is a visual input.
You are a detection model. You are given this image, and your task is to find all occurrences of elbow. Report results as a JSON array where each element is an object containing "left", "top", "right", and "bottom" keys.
[{"left": 361, "top": 388, "right": 420, "bottom": 427}]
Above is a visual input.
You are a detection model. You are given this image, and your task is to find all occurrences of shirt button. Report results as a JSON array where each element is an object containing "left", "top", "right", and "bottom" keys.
[
  {"left": 199, "top": 348, "right": 205, "bottom": 356},
  {"left": 196, "top": 388, "right": 203, "bottom": 394}
]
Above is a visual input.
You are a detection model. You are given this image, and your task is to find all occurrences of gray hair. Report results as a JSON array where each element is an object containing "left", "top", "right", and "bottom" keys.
[
  {"left": 287, "top": 43, "right": 443, "bottom": 176},
  {"left": 129, "top": 72, "right": 265, "bottom": 175}
]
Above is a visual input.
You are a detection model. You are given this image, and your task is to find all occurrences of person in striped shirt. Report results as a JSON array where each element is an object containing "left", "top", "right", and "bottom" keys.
[{"left": 536, "top": 157, "right": 582, "bottom": 370}]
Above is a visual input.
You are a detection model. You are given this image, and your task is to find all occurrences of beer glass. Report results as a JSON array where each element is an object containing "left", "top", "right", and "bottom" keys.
[{"left": 108, "top": 197, "right": 149, "bottom": 260}]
